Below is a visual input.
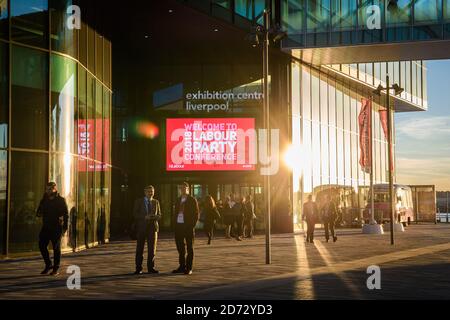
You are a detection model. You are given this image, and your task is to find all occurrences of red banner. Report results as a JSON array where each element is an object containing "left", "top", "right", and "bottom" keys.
[
  {"left": 359, "top": 98, "right": 372, "bottom": 173},
  {"left": 379, "top": 109, "right": 394, "bottom": 171},
  {"left": 78, "top": 119, "right": 110, "bottom": 172}
]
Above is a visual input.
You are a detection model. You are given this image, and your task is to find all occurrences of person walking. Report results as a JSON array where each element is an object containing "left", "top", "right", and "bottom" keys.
[
  {"left": 172, "top": 182, "right": 199, "bottom": 275},
  {"left": 302, "top": 195, "right": 319, "bottom": 243},
  {"left": 222, "top": 195, "right": 235, "bottom": 239},
  {"left": 203, "top": 195, "right": 221, "bottom": 245},
  {"left": 233, "top": 195, "right": 244, "bottom": 241},
  {"left": 36, "top": 182, "right": 69, "bottom": 276},
  {"left": 133, "top": 185, "right": 161, "bottom": 275},
  {"left": 322, "top": 195, "right": 338, "bottom": 243},
  {"left": 243, "top": 194, "right": 256, "bottom": 238}
]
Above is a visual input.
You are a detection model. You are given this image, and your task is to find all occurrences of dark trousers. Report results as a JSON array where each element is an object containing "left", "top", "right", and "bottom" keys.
[
  {"left": 324, "top": 221, "right": 336, "bottom": 241},
  {"left": 174, "top": 226, "right": 195, "bottom": 271},
  {"left": 306, "top": 221, "right": 315, "bottom": 242},
  {"left": 135, "top": 227, "right": 157, "bottom": 271},
  {"left": 234, "top": 215, "right": 244, "bottom": 238},
  {"left": 204, "top": 223, "right": 214, "bottom": 243},
  {"left": 39, "top": 229, "right": 62, "bottom": 268},
  {"left": 243, "top": 218, "right": 254, "bottom": 237}
]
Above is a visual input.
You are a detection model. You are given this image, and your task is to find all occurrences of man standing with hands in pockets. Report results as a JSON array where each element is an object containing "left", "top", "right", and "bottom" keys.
[{"left": 133, "top": 185, "right": 161, "bottom": 275}]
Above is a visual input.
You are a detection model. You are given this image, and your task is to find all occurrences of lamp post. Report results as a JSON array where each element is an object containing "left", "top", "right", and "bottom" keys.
[
  {"left": 262, "top": 9, "right": 271, "bottom": 265},
  {"left": 250, "top": 9, "right": 286, "bottom": 264},
  {"left": 372, "top": 76, "right": 404, "bottom": 245}
]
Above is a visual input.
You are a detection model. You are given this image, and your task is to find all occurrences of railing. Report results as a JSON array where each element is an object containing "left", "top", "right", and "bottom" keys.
[{"left": 436, "top": 213, "right": 450, "bottom": 223}]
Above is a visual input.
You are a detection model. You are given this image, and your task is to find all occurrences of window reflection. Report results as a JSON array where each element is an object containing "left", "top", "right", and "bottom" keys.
[
  {"left": 0, "top": 43, "right": 7, "bottom": 148},
  {"left": 0, "top": 151, "right": 6, "bottom": 254},
  {"left": 51, "top": 54, "right": 76, "bottom": 154},
  {"left": 12, "top": 46, "right": 48, "bottom": 150},
  {"left": 414, "top": 0, "right": 442, "bottom": 24},
  {"left": 9, "top": 151, "right": 48, "bottom": 253},
  {"left": 11, "top": 0, "right": 48, "bottom": 48}
]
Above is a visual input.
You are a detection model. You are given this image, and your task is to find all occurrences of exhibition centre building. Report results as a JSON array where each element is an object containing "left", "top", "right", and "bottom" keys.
[{"left": 1, "top": 0, "right": 448, "bottom": 257}]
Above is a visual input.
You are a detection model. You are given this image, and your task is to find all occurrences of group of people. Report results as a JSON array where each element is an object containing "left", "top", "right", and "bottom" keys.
[
  {"left": 35, "top": 180, "right": 256, "bottom": 276},
  {"left": 130, "top": 183, "right": 257, "bottom": 274},
  {"left": 216, "top": 194, "right": 256, "bottom": 241},
  {"left": 302, "top": 194, "right": 338, "bottom": 243}
]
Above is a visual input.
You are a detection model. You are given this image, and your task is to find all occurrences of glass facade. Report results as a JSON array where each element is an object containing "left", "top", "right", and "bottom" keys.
[
  {"left": 326, "top": 61, "right": 428, "bottom": 109},
  {"left": 0, "top": 1, "right": 112, "bottom": 257},
  {"left": 291, "top": 61, "right": 398, "bottom": 228},
  {"left": 281, "top": 0, "right": 449, "bottom": 46}
]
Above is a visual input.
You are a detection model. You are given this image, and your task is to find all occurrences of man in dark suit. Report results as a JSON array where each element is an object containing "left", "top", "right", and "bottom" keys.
[
  {"left": 172, "top": 182, "right": 199, "bottom": 275},
  {"left": 322, "top": 195, "right": 338, "bottom": 243},
  {"left": 303, "top": 195, "right": 319, "bottom": 243},
  {"left": 133, "top": 185, "right": 161, "bottom": 274}
]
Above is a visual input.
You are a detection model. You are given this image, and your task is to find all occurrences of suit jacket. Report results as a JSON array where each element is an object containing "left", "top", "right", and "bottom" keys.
[
  {"left": 133, "top": 197, "right": 161, "bottom": 232},
  {"left": 172, "top": 195, "right": 199, "bottom": 230},
  {"left": 303, "top": 201, "right": 319, "bottom": 224}
]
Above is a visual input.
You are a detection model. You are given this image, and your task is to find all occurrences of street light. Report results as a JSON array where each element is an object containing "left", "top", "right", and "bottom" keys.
[
  {"left": 372, "top": 75, "right": 404, "bottom": 245},
  {"left": 250, "top": 9, "right": 286, "bottom": 264}
]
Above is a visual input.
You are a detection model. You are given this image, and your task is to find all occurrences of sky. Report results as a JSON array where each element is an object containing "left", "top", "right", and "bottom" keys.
[{"left": 396, "top": 60, "right": 450, "bottom": 191}]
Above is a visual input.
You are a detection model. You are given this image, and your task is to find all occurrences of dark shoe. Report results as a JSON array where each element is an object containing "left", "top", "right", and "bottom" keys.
[
  {"left": 333, "top": 236, "right": 338, "bottom": 242},
  {"left": 184, "top": 269, "right": 193, "bottom": 275},
  {"left": 134, "top": 269, "right": 143, "bottom": 275},
  {"left": 326, "top": 238, "right": 329, "bottom": 243},
  {"left": 148, "top": 268, "right": 159, "bottom": 274},
  {"left": 172, "top": 267, "right": 185, "bottom": 274},
  {"left": 236, "top": 236, "right": 243, "bottom": 241},
  {"left": 50, "top": 267, "right": 60, "bottom": 276},
  {"left": 207, "top": 239, "right": 211, "bottom": 245},
  {"left": 40, "top": 265, "right": 53, "bottom": 275}
]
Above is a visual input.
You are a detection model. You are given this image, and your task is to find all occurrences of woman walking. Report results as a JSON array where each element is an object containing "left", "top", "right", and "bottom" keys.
[{"left": 203, "top": 195, "right": 221, "bottom": 245}]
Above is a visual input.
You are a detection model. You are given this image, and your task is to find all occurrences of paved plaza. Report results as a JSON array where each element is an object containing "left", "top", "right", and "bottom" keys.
[{"left": 1, "top": 224, "right": 450, "bottom": 300}]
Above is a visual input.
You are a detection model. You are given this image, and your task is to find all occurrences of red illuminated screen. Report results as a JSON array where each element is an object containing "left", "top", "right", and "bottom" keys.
[
  {"left": 78, "top": 119, "right": 110, "bottom": 172},
  {"left": 166, "top": 118, "right": 256, "bottom": 171}
]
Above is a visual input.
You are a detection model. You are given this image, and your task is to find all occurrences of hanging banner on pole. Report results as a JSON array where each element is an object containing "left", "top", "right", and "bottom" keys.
[
  {"left": 379, "top": 108, "right": 394, "bottom": 171},
  {"left": 359, "top": 98, "right": 372, "bottom": 174}
]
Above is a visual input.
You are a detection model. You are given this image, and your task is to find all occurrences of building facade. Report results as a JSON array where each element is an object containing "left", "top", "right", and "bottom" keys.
[
  {"left": 0, "top": 0, "right": 112, "bottom": 257},
  {"left": 0, "top": 0, "right": 438, "bottom": 257}
]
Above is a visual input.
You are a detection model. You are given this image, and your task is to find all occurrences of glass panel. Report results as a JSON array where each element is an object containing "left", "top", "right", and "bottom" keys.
[
  {"left": 0, "top": 0, "right": 8, "bottom": 39},
  {"left": 49, "top": 153, "right": 77, "bottom": 251},
  {"left": 96, "top": 34, "right": 103, "bottom": 81},
  {"left": 282, "top": 0, "right": 305, "bottom": 34},
  {"left": 331, "top": 0, "right": 357, "bottom": 30},
  {"left": 79, "top": 21, "right": 87, "bottom": 67},
  {"left": 445, "top": 0, "right": 450, "bottom": 21},
  {"left": 87, "top": 159, "right": 95, "bottom": 245},
  {"left": 0, "top": 150, "right": 6, "bottom": 254},
  {"left": 104, "top": 40, "right": 111, "bottom": 88},
  {"left": 103, "top": 89, "right": 110, "bottom": 166},
  {"left": 95, "top": 81, "right": 102, "bottom": 162},
  {"left": 235, "top": 0, "right": 265, "bottom": 20},
  {"left": 385, "top": 0, "right": 411, "bottom": 26},
  {"left": 301, "top": 65, "right": 311, "bottom": 120},
  {"left": 214, "top": 0, "right": 230, "bottom": 8},
  {"left": 307, "top": 0, "right": 330, "bottom": 32},
  {"left": 9, "top": 151, "right": 48, "bottom": 254},
  {"left": 414, "top": 0, "right": 441, "bottom": 24},
  {"left": 12, "top": 46, "right": 48, "bottom": 150},
  {"left": 50, "top": 0, "right": 77, "bottom": 56},
  {"left": 0, "top": 42, "right": 7, "bottom": 148},
  {"left": 303, "top": 120, "right": 312, "bottom": 193},
  {"left": 51, "top": 54, "right": 77, "bottom": 153},
  {"left": 11, "top": 0, "right": 48, "bottom": 48},
  {"left": 87, "top": 25, "right": 95, "bottom": 73}
]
